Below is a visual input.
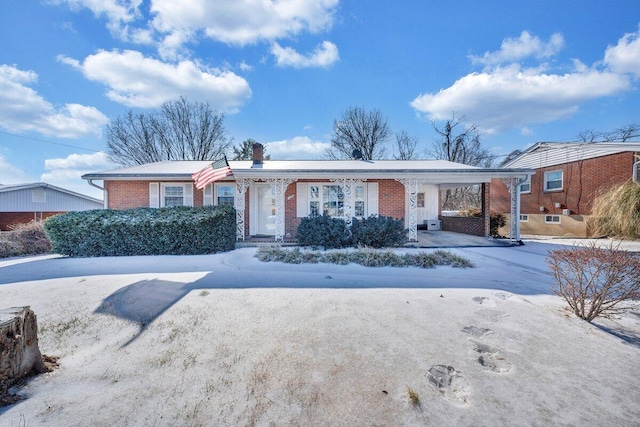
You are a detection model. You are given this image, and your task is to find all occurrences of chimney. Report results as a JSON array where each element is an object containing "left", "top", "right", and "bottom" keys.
[{"left": 252, "top": 142, "right": 264, "bottom": 166}]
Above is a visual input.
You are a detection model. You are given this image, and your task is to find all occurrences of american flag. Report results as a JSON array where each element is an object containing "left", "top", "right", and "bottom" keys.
[{"left": 192, "top": 157, "right": 232, "bottom": 190}]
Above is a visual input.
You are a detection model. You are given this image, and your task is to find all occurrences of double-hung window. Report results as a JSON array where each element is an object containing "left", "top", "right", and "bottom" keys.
[
  {"left": 544, "top": 170, "right": 563, "bottom": 192},
  {"left": 520, "top": 176, "right": 531, "bottom": 193},
  {"left": 216, "top": 185, "right": 235, "bottom": 206},
  {"left": 308, "top": 184, "right": 367, "bottom": 218},
  {"left": 163, "top": 185, "right": 184, "bottom": 207}
]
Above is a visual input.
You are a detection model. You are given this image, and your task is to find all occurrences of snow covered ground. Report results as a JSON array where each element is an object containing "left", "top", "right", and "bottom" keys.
[{"left": 0, "top": 240, "right": 639, "bottom": 426}]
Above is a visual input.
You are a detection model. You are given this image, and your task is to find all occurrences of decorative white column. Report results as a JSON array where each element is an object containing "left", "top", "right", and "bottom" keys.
[
  {"left": 267, "top": 178, "right": 296, "bottom": 241},
  {"left": 235, "top": 178, "right": 251, "bottom": 241},
  {"left": 396, "top": 178, "right": 420, "bottom": 242}
]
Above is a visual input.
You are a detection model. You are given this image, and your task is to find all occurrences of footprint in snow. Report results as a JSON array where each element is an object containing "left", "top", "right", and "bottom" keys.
[
  {"left": 472, "top": 296, "right": 496, "bottom": 307},
  {"left": 426, "top": 365, "right": 470, "bottom": 404},
  {"left": 472, "top": 342, "right": 512, "bottom": 373},
  {"left": 461, "top": 325, "right": 494, "bottom": 338}
]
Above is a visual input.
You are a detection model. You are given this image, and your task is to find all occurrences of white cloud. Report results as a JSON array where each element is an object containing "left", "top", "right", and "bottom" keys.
[
  {"left": 265, "top": 136, "right": 330, "bottom": 159},
  {"left": 0, "top": 64, "right": 108, "bottom": 138},
  {"left": 51, "top": 0, "right": 143, "bottom": 41},
  {"left": 411, "top": 64, "right": 630, "bottom": 134},
  {"left": 271, "top": 41, "right": 339, "bottom": 68},
  {"left": 59, "top": 50, "right": 252, "bottom": 110},
  {"left": 151, "top": 0, "right": 338, "bottom": 47},
  {"left": 470, "top": 31, "right": 565, "bottom": 67},
  {"left": 0, "top": 154, "right": 30, "bottom": 184},
  {"left": 41, "top": 152, "right": 114, "bottom": 199},
  {"left": 604, "top": 26, "right": 640, "bottom": 78},
  {"left": 412, "top": 29, "right": 636, "bottom": 134}
]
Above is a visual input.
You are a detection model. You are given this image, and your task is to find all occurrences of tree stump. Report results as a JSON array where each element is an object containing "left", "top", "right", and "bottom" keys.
[{"left": 0, "top": 306, "right": 47, "bottom": 406}]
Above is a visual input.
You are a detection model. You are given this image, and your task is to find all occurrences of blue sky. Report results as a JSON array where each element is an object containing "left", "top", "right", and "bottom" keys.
[{"left": 1, "top": 0, "right": 639, "bottom": 198}]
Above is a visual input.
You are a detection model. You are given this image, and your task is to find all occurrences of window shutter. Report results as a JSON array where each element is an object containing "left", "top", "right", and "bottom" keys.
[
  {"left": 149, "top": 183, "right": 160, "bottom": 208},
  {"left": 184, "top": 183, "right": 194, "bottom": 206},
  {"left": 367, "top": 182, "right": 378, "bottom": 216},
  {"left": 203, "top": 184, "right": 214, "bottom": 206},
  {"left": 296, "top": 182, "right": 308, "bottom": 217}
]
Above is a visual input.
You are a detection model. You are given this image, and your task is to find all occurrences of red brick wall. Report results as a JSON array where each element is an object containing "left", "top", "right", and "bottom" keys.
[
  {"left": 523, "top": 152, "right": 634, "bottom": 215},
  {"left": 0, "top": 212, "right": 64, "bottom": 231},
  {"left": 439, "top": 183, "right": 490, "bottom": 237},
  {"left": 491, "top": 152, "right": 636, "bottom": 216},
  {"left": 377, "top": 180, "right": 405, "bottom": 219},
  {"left": 105, "top": 181, "right": 204, "bottom": 209}
]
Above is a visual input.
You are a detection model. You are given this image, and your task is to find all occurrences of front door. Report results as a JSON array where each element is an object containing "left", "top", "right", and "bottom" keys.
[{"left": 256, "top": 184, "right": 276, "bottom": 236}]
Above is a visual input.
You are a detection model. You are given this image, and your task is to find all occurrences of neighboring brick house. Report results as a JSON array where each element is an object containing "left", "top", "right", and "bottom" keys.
[
  {"left": 0, "top": 183, "right": 103, "bottom": 231},
  {"left": 491, "top": 142, "right": 640, "bottom": 237},
  {"left": 83, "top": 146, "right": 531, "bottom": 242}
]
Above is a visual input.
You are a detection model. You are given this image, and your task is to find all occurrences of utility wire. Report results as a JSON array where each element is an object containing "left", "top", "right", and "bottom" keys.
[{"left": 0, "top": 130, "right": 102, "bottom": 153}]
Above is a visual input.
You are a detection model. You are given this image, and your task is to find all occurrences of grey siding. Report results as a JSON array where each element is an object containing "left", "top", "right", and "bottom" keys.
[{"left": 0, "top": 187, "right": 103, "bottom": 212}]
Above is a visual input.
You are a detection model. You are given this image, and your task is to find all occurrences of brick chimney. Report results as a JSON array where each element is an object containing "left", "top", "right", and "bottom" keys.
[{"left": 252, "top": 142, "right": 264, "bottom": 166}]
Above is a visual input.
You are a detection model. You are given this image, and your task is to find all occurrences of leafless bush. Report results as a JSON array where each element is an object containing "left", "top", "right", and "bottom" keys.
[
  {"left": 0, "top": 221, "right": 51, "bottom": 258},
  {"left": 546, "top": 242, "right": 640, "bottom": 322}
]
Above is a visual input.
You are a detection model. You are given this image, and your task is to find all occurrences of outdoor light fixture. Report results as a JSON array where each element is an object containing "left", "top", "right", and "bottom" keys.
[{"left": 539, "top": 206, "right": 545, "bottom": 212}]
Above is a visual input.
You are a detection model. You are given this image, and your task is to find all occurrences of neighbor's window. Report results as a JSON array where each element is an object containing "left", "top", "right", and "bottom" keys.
[
  {"left": 519, "top": 214, "right": 529, "bottom": 222},
  {"left": 545, "top": 215, "right": 561, "bottom": 224},
  {"left": 520, "top": 176, "right": 531, "bottom": 193},
  {"left": 544, "top": 170, "right": 563, "bottom": 192},
  {"left": 163, "top": 185, "right": 184, "bottom": 207},
  {"left": 216, "top": 185, "right": 234, "bottom": 206},
  {"left": 417, "top": 192, "right": 425, "bottom": 208}
]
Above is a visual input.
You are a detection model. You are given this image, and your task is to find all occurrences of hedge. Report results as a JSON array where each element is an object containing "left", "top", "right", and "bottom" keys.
[{"left": 44, "top": 205, "right": 235, "bottom": 257}]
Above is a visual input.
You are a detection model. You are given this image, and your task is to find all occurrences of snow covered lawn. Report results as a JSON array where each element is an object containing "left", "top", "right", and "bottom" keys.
[{"left": 0, "top": 242, "right": 639, "bottom": 426}]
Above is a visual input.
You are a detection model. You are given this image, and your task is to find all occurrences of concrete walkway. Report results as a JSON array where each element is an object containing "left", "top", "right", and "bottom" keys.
[{"left": 413, "top": 230, "right": 515, "bottom": 248}]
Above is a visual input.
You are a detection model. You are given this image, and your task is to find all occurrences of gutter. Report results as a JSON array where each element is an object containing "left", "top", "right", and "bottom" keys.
[{"left": 86, "top": 179, "right": 108, "bottom": 209}]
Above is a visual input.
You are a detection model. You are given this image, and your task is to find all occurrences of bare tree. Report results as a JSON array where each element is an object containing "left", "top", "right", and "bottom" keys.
[
  {"left": 604, "top": 123, "right": 640, "bottom": 142},
  {"left": 577, "top": 129, "right": 601, "bottom": 142},
  {"left": 499, "top": 149, "right": 524, "bottom": 167},
  {"left": 107, "top": 96, "right": 231, "bottom": 166},
  {"left": 325, "top": 106, "right": 391, "bottom": 160},
  {"left": 428, "top": 114, "right": 496, "bottom": 210},
  {"left": 232, "top": 139, "right": 271, "bottom": 160},
  {"left": 577, "top": 123, "right": 640, "bottom": 143},
  {"left": 393, "top": 131, "right": 420, "bottom": 160}
]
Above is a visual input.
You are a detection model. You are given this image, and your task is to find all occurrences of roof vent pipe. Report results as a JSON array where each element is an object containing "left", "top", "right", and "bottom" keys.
[{"left": 252, "top": 142, "right": 264, "bottom": 167}]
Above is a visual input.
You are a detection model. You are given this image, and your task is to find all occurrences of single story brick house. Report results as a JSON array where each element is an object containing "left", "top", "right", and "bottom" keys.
[
  {"left": 83, "top": 145, "right": 532, "bottom": 242},
  {"left": 491, "top": 141, "right": 640, "bottom": 237},
  {"left": 0, "top": 182, "right": 103, "bottom": 231}
]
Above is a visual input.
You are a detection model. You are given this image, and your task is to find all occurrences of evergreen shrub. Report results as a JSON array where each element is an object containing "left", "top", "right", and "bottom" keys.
[
  {"left": 295, "top": 214, "right": 351, "bottom": 249},
  {"left": 351, "top": 215, "right": 407, "bottom": 248},
  {"left": 44, "top": 205, "right": 235, "bottom": 257}
]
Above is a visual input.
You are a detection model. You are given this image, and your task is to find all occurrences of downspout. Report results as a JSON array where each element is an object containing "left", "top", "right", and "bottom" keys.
[{"left": 86, "top": 179, "right": 108, "bottom": 208}]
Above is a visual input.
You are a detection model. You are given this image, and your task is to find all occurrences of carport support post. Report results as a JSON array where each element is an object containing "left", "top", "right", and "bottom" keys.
[
  {"left": 397, "top": 178, "right": 419, "bottom": 242},
  {"left": 508, "top": 177, "right": 521, "bottom": 243}
]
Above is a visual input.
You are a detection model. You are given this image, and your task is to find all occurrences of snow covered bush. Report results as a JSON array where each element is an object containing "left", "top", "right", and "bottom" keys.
[
  {"left": 296, "top": 214, "right": 351, "bottom": 249},
  {"left": 546, "top": 242, "right": 640, "bottom": 322},
  {"left": 350, "top": 215, "right": 407, "bottom": 248}
]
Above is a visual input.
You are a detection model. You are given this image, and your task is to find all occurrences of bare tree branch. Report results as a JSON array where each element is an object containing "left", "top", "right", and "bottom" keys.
[
  {"left": 106, "top": 96, "right": 231, "bottom": 166},
  {"left": 325, "top": 106, "right": 391, "bottom": 160}
]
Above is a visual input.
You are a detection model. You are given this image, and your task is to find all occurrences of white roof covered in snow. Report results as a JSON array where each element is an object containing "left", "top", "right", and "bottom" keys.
[
  {"left": 83, "top": 159, "right": 532, "bottom": 185},
  {"left": 504, "top": 142, "right": 640, "bottom": 169}
]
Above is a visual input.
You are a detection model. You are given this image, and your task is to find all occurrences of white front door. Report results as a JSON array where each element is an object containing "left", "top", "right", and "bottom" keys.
[{"left": 255, "top": 184, "right": 276, "bottom": 236}]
